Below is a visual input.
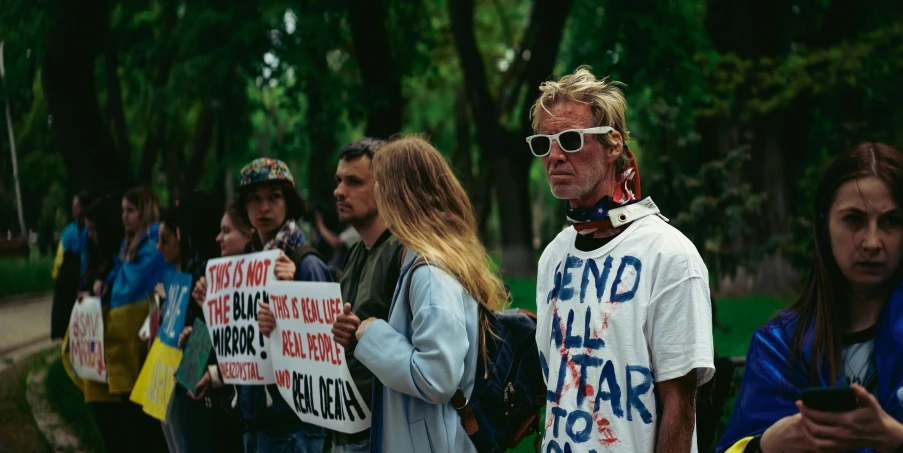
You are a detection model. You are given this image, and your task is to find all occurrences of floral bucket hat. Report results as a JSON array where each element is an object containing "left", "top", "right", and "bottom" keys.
[{"left": 238, "top": 158, "right": 295, "bottom": 191}]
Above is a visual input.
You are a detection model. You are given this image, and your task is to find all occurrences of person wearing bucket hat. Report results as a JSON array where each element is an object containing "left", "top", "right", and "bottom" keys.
[
  {"left": 194, "top": 157, "right": 332, "bottom": 453},
  {"left": 528, "top": 66, "right": 714, "bottom": 453}
]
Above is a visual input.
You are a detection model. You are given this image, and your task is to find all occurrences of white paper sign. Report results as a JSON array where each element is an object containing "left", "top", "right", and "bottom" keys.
[
  {"left": 203, "top": 250, "right": 280, "bottom": 385},
  {"left": 268, "top": 281, "right": 371, "bottom": 433},
  {"left": 69, "top": 297, "right": 108, "bottom": 383}
]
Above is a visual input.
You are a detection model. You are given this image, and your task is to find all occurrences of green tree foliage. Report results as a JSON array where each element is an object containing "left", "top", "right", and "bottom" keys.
[{"left": 1, "top": 0, "right": 902, "bottom": 290}]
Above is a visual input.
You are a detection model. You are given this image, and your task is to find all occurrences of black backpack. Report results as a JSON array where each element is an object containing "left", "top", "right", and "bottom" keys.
[{"left": 405, "top": 258, "right": 546, "bottom": 452}]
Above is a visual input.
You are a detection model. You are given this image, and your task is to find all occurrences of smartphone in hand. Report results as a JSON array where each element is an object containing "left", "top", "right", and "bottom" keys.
[{"left": 801, "top": 386, "right": 859, "bottom": 412}]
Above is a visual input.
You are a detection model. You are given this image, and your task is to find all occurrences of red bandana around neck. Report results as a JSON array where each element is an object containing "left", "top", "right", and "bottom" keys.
[{"left": 569, "top": 145, "right": 642, "bottom": 233}]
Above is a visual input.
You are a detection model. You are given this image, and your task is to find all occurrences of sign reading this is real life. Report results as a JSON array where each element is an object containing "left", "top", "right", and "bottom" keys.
[
  {"left": 268, "top": 281, "right": 370, "bottom": 433},
  {"left": 203, "top": 250, "right": 279, "bottom": 385}
]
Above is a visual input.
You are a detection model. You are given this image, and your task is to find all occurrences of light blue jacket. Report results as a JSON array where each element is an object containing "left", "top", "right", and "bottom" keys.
[{"left": 355, "top": 251, "right": 479, "bottom": 453}]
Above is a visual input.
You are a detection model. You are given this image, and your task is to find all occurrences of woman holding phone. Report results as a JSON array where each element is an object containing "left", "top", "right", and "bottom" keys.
[{"left": 717, "top": 143, "right": 903, "bottom": 453}]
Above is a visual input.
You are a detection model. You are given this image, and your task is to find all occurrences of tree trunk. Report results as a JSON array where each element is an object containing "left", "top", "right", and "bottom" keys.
[
  {"left": 180, "top": 104, "right": 214, "bottom": 195},
  {"left": 449, "top": 0, "right": 572, "bottom": 276},
  {"left": 448, "top": 0, "right": 501, "bottom": 238},
  {"left": 497, "top": 0, "right": 572, "bottom": 275},
  {"left": 137, "top": 0, "right": 177, "bottom": 186},
  {"left": 304, "top": 76, "right": 337, "bottom": 209},
  {"left": 105, "top": 41, "right": 131, "bottom": 170},
  {"left": 348, "top": 0, "right": 402, "bottom": 139},
  {"left": 213, "top": 115, "right": 234, "bottom": 206},
  {"left": 43, "top": 0, "right": 133, "bottom": 195},
  {"left": 162, "top": 133, "right": 182, "bottom": 204},
  {"left": 494, "top": 132, "right": 536, "bottom": 275},
  {"left": 452, "top": 89, "right": 475, "bottom": 198},
  {"left": 138, "top": 119, "right": 164, "bottom": 185}
]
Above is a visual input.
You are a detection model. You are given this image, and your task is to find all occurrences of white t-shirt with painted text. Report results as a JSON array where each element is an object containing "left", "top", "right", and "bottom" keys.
[{"left": 535, "top": 215, "right": 715, "bottom": 453}]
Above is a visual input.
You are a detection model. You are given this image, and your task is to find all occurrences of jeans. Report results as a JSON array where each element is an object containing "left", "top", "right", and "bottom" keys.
[
  {"left": 332, "top": 438, "right": 371, "bottom": 453},
  {"left": 162, "top": 388, "right": 213, "bottom": 453},
  {"left": 243, "top": 423, "right": 326, "bottom": 453}
]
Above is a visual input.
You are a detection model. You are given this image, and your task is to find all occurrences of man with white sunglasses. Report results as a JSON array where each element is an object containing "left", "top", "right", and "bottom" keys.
[{"left": 529, "top": 66, "right": 715, "bottom": 453}]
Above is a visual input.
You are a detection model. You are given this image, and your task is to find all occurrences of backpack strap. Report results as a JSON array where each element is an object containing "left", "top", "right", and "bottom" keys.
[
  {"left": 403, "top": 256, "right": 481, "bottom": 437},
  {"left": 291, "top": 245, "right": 343, "bottom": 282},
  {"left": 452, "top": 389, "right": 479, "bottom": 435},
  {"left": 290, "top": 244, "right": 324, "bottom": 265}
]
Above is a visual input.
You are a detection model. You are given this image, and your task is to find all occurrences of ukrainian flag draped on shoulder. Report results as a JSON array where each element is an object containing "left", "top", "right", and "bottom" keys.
[
  {"left": 62, "top": 224, "right": 171, "bottom": 401},
  {"left": 105, "top": 223, "right": 173, "bottom": 394},
  {"left": 717, "top": 281, "right": 903, "bottom": 453}
]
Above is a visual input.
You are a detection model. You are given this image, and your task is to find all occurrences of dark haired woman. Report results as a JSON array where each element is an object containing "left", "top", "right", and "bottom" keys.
[
  {"left": 178, "top": 200, "right": 255, "bottom": 453},
  {"left": 82, "top": 193, "right": 125, "bottom": 294},
  {"left": 194, "top": 158, "right": 332, "bottom": 453},
  {"left": 156, "top": 193, "right": 223, "bottom": 453},
  {"left": 718, "top": 144, "right": 903, "bottom": 453}
]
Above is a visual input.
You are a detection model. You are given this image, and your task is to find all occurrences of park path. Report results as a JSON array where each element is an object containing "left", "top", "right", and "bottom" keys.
[
  {"left": 0, "top": 294, "right": 54, "bottom": 372},
  {"left": 0, "top": 294, "right": 88, "bottom": 453}
]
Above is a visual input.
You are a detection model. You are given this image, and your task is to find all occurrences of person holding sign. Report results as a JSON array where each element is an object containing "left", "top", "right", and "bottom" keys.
[
  {"left": 51, "top": 191, "right": 91, "bottom": 340},
  {"left": 70, "top": 186, "right": 173, "bottom": 453},
  {"left": 528, "top": 67, "right": 714, "bottom": 453},
  {"left": 182, "top": 201, "right": 257, "bottom": 453},
  {"left": 334, "top": 137, "right": 506, "bottom": 453},
  {"left": 153, "top": 197, "right": 226, "bottom": 453},
  {"left": 329, "top": 137, "right": 404, "bottom": 453},
  {"left": 203, "top": 158, "right": 332, "bottom": 453},
  {"left": 717, "top": 144, "right": 903, "bottom": 453}
]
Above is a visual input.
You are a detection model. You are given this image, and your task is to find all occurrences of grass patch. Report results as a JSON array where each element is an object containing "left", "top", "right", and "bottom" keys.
[
  {"left": 713, "top": 295, "right": 789, "bottom": 358},
  {"left": 44, "top": 358, "right": 105, "bottom": 453},
  {"left": 0, "top": 351, "right": 54, "bottom": 453},
  {"left": 0, "top": 256, "right": 55, "bottom": 299},
  {"left": 505, "top": 278, "right": 537, "bottom": 311}
]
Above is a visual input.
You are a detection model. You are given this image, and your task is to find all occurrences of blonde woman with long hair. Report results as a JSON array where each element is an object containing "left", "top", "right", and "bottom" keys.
[
  {"left": 70, "top": 186, "right": 173, "bottom": 453},
  {"left": 339, "top": 136, "right": 506, "bottom": 453}
]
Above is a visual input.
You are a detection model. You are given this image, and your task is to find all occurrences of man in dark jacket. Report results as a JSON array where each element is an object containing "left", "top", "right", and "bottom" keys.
[{"left": 330, "top": 138, "right": 404, "bottom": 453}]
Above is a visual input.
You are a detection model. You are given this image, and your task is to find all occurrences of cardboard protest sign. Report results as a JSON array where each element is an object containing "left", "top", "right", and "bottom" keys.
[
  {"left": 130, "top": 271, "right": 192, "bottom": 421},
  {"left": 130, "top": 338, "right": 183, "bottom": 420},
  {"left": 158, "top": 273, "right": 191, "bottom": 348},
  {"left": 203, "top": 250, "right": 279, "bottom": 385},
  {"left": 175, "top": 318, "right": 213, "bottom": 391},
  {"left": 68, "top": 296, "right": 107, "bottom": 383},
  {"left": 268, "top": 281, "right": 371, "bottom": 433}
]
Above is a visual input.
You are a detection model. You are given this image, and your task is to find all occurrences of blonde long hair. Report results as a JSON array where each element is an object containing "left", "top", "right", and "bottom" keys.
[
  {"left": 372, "top": 136, "right": 508, "bottom": 355},
  {"left": 122, "top": 187, "right": 160, "bottom": 262}
]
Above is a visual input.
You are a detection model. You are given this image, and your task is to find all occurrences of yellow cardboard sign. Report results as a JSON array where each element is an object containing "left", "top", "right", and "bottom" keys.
[{"left": 130, "top": 338, "right": 182, "bottom": 421}]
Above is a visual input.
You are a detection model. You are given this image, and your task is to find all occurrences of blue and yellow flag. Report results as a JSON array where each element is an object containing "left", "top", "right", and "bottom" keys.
[{"left": 130, "top": 271, "right": 192, "bottom": 421}]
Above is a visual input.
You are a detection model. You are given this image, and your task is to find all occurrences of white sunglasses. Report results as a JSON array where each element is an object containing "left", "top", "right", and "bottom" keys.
[{"left": 525, "top": 126, "right": 614, "bottom": 157}]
